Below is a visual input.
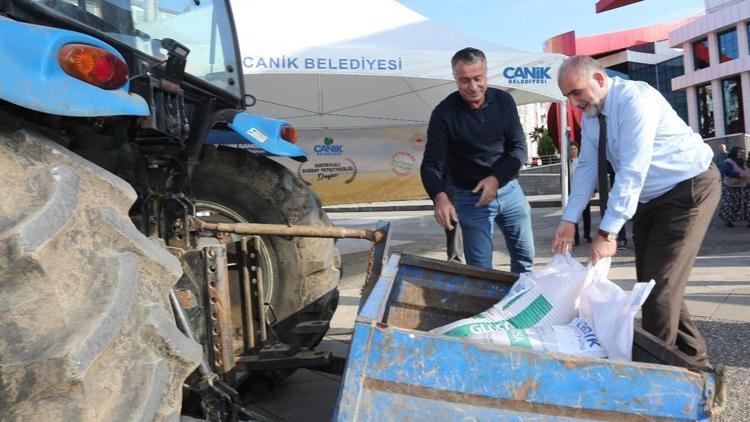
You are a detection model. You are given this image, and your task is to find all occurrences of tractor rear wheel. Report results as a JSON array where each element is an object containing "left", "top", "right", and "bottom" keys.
[
  {"left": 192, "top": 147, "right": 340, "bottom": 354},
  {"left": 0, "top": 127, "right": 201, "bottom": 421}
]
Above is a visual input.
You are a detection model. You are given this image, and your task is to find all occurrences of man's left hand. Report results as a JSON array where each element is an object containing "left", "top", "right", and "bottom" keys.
[
  {"left": 472, "top": 176, "right": 500, "bottom": 207},
  {"left": 590, "top": 235, "right": 617, "bottom": 263}
]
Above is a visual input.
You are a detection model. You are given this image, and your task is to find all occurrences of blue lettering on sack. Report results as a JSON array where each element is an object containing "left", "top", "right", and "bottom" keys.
[{"left": 575, "top": 319, "right": 601, "bottom": 347}]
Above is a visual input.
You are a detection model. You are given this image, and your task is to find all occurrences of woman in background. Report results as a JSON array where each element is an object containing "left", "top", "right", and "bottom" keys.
[{"left": 718, "top": 146, "right": 750, "bottom": 227}]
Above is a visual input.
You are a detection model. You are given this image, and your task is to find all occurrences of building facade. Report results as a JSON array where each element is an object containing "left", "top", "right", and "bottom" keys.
[
  {"left": 544, "top": 20, "right": 693, "bottom": 145},
  {"left": 669, "top": 0, "right": 750, "bottom": 138},
  {"left": 517, "top": 103, "right": 548, "bottom": 160},
  {"left": 600, "top": 41, "right": 689, "bottom": 123}
]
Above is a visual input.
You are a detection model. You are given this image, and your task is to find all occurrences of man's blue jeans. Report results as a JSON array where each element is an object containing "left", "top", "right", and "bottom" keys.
[{"left": 453, "top": 179, "right": 534, "bottom": 273}]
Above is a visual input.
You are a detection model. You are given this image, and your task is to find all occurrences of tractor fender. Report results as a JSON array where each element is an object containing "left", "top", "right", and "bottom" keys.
[
  {"left": 0, "top": 15, "right": 148, "bottom": 117},
  {"left": 205, "top": 111, "right": 307, "bottom": 160}
]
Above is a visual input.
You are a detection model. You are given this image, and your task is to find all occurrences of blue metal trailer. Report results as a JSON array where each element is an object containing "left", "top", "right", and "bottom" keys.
[{"left": 336, "top": 253, "right": 726, "bottom": 420}]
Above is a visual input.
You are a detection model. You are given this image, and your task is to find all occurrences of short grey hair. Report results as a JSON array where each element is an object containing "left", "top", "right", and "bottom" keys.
[
  {"left": 451, "top": 47, "right": 486, "bottom": 70},
  {"left": 558, "top": 55, "right": 605, "bottom": 79}
]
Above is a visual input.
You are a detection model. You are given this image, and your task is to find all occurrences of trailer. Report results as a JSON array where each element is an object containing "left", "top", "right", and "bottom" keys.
[{"left": 336, "top": 252, "right": 726, "bottom": 420}]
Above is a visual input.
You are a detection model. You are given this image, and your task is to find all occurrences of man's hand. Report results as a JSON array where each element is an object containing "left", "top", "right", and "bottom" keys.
[
  {"left": 472, "top": 175, "right": 500, "bottom": 207},
  {"left": 433, "top": 192, "right": 458, "bottom": 230},
  {"left": 590, "top": 234, "right": 617, "bottom": 263},
  {"left": 552, "top": 221, "right": 576, "bottom": 254}
]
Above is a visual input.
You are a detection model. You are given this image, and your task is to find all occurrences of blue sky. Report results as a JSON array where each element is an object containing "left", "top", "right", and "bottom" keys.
[{"left": 397, "top": 0, "right": 706, "bottom": 52}]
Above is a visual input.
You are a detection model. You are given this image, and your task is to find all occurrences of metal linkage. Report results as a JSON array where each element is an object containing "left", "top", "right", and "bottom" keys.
[
  {"left": 189, "top": 216, "right": 385, "bottom": 242},
  {"left": 203, "top": 245, "right": 235, "bottom": 381},
  {"left": 237, "top": 236, "right": 268, "bottom": 352},
  {"left": 170, "top": 289, "right": 250, "bottom": 422},
  {"left": 238, "top": 238, "right": 256, "bottom": 352}
]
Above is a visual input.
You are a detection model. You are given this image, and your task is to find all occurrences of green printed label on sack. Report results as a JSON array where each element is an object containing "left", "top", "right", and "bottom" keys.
[
  {"left": 443, "top": 320, "right": 512, "bottom": 338},
  {"left": 443, "top": 295, "right": 554, "bottom": 337},
  {"left": 507, "top": 329, "right": 533, "bottom": 349},
  {"left": 506, "top": 295, "right": 553, "bottom": 328}
]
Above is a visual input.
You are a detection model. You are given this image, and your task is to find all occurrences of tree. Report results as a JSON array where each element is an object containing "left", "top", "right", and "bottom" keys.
[
  {"left": 530, "top": 126, "right": 556, "bottom": 164},
  {"left": 529, "top": 126, "right": 546, "bottom": 143}
]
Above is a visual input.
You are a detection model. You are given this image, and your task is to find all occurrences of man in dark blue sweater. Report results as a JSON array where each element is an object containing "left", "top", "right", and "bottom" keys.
[{"left": 420, "top": 47, "right": 534, "bottom": 273}]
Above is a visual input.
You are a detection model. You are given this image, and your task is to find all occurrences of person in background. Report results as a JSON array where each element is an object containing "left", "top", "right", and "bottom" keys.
[
  {"left": 715, "top": 143, "right": 728, "bottom": 166},
  {"left": 421, "top": 47, "right": 534, "bottom": 273},
  {"left": 552, "top": 55, "right": 720, "bottom": 365},
  {"left": 569, "top": 144, "right": 592, "bottom": 246},
  {"left": 718, "top": 146, "right": 750, "bottom": 227}
]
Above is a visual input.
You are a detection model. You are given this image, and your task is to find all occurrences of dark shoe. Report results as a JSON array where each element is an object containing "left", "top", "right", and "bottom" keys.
[
  {"left": 617, "top": 240, "right": 628, "bottom": 250},
  {"left": 583, "top": 235, "right": 592, "bottom": 243},
  {"left": 723, "top": 220, "right": 734, "bottom": 227}
]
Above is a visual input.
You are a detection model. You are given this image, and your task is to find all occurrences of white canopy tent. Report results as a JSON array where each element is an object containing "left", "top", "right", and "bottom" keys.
[
  {"left": 230, "top": 0, "right": 570, "bottom": 205},
  {"left": 232, "top": 0, "right": 567, "bottom": 130}
]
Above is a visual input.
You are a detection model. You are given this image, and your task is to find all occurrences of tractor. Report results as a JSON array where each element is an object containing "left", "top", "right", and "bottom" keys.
[{"left": 0, "top": 1, "right": 383, "bottom": 420}]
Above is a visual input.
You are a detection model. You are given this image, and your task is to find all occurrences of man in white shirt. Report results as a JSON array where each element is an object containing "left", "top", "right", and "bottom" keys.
[{"left": 552, "top": 55, "right": 720, "bottom": 364}]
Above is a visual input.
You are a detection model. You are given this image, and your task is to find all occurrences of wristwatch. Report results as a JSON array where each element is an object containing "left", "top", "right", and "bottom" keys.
[{"left": 597, "top": 228, "right": 617, "bottom": 242}]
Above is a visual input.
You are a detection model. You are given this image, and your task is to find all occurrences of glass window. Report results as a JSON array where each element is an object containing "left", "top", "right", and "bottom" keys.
[
  {"left": 722, "top": 77, "right": 745, "bottom": 134},
  {"left": 628, "top": 62, "right": 657, "bottom": 88},
  {"left": 718, "top": 28, "right": 739, "bottom": 62},
  {"left": 693, "top": 38, "right": 710, "bottom": 69},
  {"left": 697, "top": 83, "right": 715, "bottom": 138},
  {"left": 656, "top": 56, "right": 688, "bottom": 124}
]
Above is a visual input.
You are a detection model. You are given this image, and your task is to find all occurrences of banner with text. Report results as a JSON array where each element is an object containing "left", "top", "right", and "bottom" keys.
[{"left": 273, "top": 126, "right": 428, "bottom": 205}]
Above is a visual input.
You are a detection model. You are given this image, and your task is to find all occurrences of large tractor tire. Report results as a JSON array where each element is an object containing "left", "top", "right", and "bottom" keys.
[
  {"left": 192, "top": 146, "right": 340, "bottom": 350},
  {"left": 0, "top": 128, "right": 202, "bottom": 421}
]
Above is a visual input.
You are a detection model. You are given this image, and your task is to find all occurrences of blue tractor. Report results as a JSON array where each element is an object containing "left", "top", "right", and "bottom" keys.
[{"left": 0, "top": 1, "right": 344, "bottom": 420}]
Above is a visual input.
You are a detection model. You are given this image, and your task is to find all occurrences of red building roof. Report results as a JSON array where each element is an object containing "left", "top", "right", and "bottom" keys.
[
  {"left": 595, "top": 0, "right": 644, "bottom": 13},
  {"left": 576, "top": 19, "right": 698, "bottom": 55},
  {"left": 543, "top": 18, "right": 698, "bottom": 56}
]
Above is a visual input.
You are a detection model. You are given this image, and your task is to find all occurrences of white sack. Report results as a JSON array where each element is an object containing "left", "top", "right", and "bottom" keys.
[
  {"left": 579, "top": 258, "right": 655, "bottom": 361},
  {"left": 431, "top": 254, "right": 587, "bottom": 337},
  {"left": 461, "top": 317, "right": 607, "bottom": 358}
]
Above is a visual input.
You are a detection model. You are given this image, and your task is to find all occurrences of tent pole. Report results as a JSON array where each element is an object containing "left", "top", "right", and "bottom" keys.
[
  {"left": 560, "top": 101, "right": 569, "bottom": 208},
  {"left": 317, "top": 74, "right": 324, "bottom": 115}
]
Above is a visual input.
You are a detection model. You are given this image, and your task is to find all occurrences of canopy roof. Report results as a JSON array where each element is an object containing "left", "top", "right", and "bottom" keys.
[{"left": 232, "top": 0, "right": 566, "bottom": 129}]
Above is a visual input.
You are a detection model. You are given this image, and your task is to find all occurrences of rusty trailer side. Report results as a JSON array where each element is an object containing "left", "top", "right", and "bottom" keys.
[{"left": 335, "top": 253, "right": 721, "bottom": 421}]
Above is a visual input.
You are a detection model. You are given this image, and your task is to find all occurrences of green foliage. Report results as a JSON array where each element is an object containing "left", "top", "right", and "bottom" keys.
[
  {"left": 531, "top": 126, "right": 556, "bottom": 164},
  {"left": 537, "top": 133, "right": 556, "bottom": 157},
  {"left": 528, "top": 126, "right": 546, "bottom": 143}
]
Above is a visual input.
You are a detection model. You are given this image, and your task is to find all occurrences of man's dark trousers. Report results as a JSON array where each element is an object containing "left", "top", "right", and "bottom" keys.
[{"left": 632, "top": 163, "right": 721, "bottom": 362}]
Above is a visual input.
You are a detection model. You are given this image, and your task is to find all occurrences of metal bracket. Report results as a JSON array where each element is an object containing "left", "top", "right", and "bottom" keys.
[
  {"left": 204, "top": 245, "right": 236, "bottom": 381},
  {"left": 238, "top": 236, "right": 268, "bottom": 351}
]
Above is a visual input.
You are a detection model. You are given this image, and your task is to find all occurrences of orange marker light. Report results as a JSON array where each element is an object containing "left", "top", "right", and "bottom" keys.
[
  {"left": 280, "top": 125, "right": 298, "bottom": 143},
  {"left": 58, "top": 44, "right": 129, "bottom": 90}
]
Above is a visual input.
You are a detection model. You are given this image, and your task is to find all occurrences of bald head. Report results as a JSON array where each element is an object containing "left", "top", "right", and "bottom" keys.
[
  {"left": 558, "top": 55, "right": 605, "bottom": 81},
  {"left": 558, "top": 55, "right": 608, "bottom": 117}
]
